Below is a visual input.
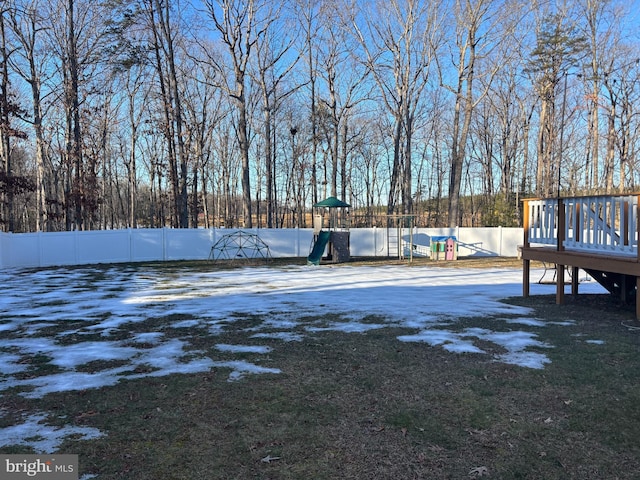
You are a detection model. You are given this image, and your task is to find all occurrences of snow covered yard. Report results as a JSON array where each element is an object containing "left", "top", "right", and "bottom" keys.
[{"left": 0, "top": 261, "right": 607, "bottom": 455}]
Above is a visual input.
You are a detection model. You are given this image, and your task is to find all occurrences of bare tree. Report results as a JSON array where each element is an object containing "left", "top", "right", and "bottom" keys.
[
  {"left": 527, "top": 10, "right": 586, "bottom": 197},
  {"left": 577, "top": 0, "right": 632, "bottom": 193},
  {"left": 441, "top": 0, "right": 520, "bottom": 227},
  {"left": 600, "top": 49, "right": 640, "bottom": 192},
  {"left": 142, "top": 0, "right": 189, "bottom": 227},
  {"left": 8, "top": 0, "right": 54, "bottom": 231},
  {"left": 203, "top": 0, "right": 276, "bottom": 228},
  {"left": 350, "top": 0, "right": 441, "bottom": 216},
  {"left": 350, "top": 116, "right": 382, "bottom": 225},
  {"left": 252, "top": 2, "right": 300, "bottom": 227},
  {"left": 0, "top": 4, "right": 30, "bottom": 232},
  {"left": 181, "top": 55, "right": 226, "bottom": 228},
  {"left": 312, "top": 3, "right": 371, "bottom": 205},
  {"left": 122, "top": 64, "right": 149, "bottom": 227},
  {"left": 59, "top": 0, "right": 83, "bottom": 229},
  {"left": 44, "top": 0, "right": 109, "bottom": 230},
  {"left": 469, "top": 12, "right": 535, "bottom": 225},
  {"left": 5, "top": 0, "right": 640, "bottom": 234},
  {"left": 297, "top": 0, "right": 320, "bottom": 208},
  {"left": 579, "top": 0, "right": 605, "bottom": 191}
]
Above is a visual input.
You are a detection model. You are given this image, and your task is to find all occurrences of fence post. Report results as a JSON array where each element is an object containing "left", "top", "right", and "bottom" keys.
[
  {"left": 74, "top": 230, "right": 79, "bottom": 265},
  {"left": 38, "top": 231, "right": 43, "bottom": 268},
  {"left": 128, "top": 228, "right": 133, "bottom": 262},
  {"left": 162, "top": 228, "right": 167, "bottom": 261},
  {"left": 522, "top": 200, "right": 530, "bottom": 298}
]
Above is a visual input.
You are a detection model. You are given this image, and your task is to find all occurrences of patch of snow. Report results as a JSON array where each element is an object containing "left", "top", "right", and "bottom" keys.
[
  {"left": 504, "top": 317, "right": 547, "bottom": 327},
  {"left": 211, "top": 360, "right": 281, "bottom": 382},
  {"left": 306, "top": 321, "right": 387, "bottom": 334},
  {"left": 171, "top": 319, "right": 201, "bottom": 328},
  {"left": 48, "top": 342, "right": 139, "bottom": 369},
  {"left": 398, "top": 326, "right": 552, "bottom": 369},
  {"left": 18, "top": 370, "right": 129, "bottom": 398},
  {"left": 131, "top": 332, "right": 163, "bottom": 344},
  {"left": 443, "top": 340, "right": 485, "bottom": 354},
  {"left": 215, "top": 344, "right": 272, "bottom": 354},
  {"left": 250, "top": 332, "right": 304, "bottom": 342},
  {"left": 0, "top": 413, "right": 103, "bottom": 453}
]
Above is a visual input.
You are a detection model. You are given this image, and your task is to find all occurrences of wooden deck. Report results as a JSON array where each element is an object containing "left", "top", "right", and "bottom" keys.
[{"left": 521, "top": 194, "right": 640, "bottom": 318}]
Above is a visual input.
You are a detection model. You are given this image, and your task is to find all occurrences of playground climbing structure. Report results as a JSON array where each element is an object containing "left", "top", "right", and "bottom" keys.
[{"left": 308, "top": 197, "right": 351, "bottom": 265}]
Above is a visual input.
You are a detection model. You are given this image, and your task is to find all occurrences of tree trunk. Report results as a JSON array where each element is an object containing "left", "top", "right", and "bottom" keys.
[
  {"left": 0, "top": 11, "right": 12, "bottom": 232},
  {"left": 66, "top": 0, "right": 82, "bottom": 230},
  {"left": 387, "top": 116, "right": 402, "bottom": 215},
  {"left": 448, "top": 40, "right": 475, "bottom": 227},
  {"left": 403, "top": 105, "right": 413, "bottom": 215},
  {"left": 154, "top": 0, "right": 188, "bottom": 227},
  {"left": 147, "top": 0, "right": 178, "bottom": 227},
  {"left": 237, "top": 98, "right": 252, "bottom": 227}
]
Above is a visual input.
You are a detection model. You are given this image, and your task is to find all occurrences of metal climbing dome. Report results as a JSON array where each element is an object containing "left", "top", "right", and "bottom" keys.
[{"left": 208, "top": 231, "right": 272, "bottom": 263}]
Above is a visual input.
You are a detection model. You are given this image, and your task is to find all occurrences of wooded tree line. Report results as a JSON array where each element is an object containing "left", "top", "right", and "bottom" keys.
[{"left": 0, "top": 0, "right": 638, "bottom": 232}]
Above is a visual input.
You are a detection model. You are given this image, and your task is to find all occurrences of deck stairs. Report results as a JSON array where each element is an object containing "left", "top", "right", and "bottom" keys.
[{"left": 584, "top": 269, "right": 637, "bottom": 301}]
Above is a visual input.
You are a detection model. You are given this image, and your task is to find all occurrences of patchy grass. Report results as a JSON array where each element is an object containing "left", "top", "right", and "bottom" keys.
[
  {"left": 1, "top": 259, "right": 640, "bottom": 479},
  {"left": 2, "top": 296, "right": 640, "bottom": 478}
]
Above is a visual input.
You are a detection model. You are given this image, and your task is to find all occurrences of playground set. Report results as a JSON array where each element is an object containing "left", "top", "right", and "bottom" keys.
[
  {"left": 307, "top": 196, "right": 351, "bottom": 265},
  {"left": 206, "top": 198, "right": 458, "bottom": 266}
]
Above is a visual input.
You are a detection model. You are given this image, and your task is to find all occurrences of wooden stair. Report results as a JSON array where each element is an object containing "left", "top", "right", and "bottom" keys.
[{"left": 584, "top": 269, "right": 637, "bottom": 303}]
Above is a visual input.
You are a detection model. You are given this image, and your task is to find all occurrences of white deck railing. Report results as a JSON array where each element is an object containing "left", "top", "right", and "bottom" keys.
[
  {"left": 527, "top": 199, "right": 559, "bottom": 246},
  {"left": 526, "top": 195, "right": 639, "bottom": 256}
]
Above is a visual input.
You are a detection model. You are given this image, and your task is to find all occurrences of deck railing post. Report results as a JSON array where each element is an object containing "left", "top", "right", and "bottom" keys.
[
  {"left": 637, "top": 195, "right": 640, "bottom": 262},
  {"left": 623, "top": 201, "right": 627, "bottom": 246},
  {"left": 557, "top": 199, "right": 565, "bottom": 252},
  {"left": 636, "top": 195, "right": 640, "bottom": 320},
  {"left": 575, "top": 201, "right": 581, "bottom": 243}
]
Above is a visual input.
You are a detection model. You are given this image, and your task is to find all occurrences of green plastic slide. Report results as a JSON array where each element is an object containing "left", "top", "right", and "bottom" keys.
[{"left": 307, "top": 231, "right": 331, "bottom": 265}]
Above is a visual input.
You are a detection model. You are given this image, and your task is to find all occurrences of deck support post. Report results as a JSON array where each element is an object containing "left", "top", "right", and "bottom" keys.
[
  {"left": 556, "top": 200, "right": 566, "bottom": 305},
  {"left": 621, "top": 275, "right": 629, "bottom": 304},
  {"left": 571, "top": 266, "right": 579, "bottom": 296},
  {"left": 522, "top": 201, "right": 530, "bottom": 298},
  {"left": 636, "top": 277, "right": 640, "bottom": 320},
  {"left": 556, "top": 264, "right": 565, "bottom": 305}
]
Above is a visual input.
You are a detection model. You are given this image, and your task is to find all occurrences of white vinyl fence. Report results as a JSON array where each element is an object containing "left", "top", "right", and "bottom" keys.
[{"left": 0, "top": 227, "right": 523, "bottom": 269}]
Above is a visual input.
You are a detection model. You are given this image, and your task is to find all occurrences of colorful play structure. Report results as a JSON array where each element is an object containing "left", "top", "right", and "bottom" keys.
[
  {"left": 430, "top": 236, "right": 458, "bottom": 261},
  {"left": 307, "top": 196, "right": 351, "bottom": 265}
]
